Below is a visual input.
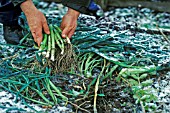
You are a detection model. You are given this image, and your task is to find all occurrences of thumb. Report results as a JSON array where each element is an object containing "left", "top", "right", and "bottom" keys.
[{"left": 62, "top": 27, "right": 70, "bottom": 38}]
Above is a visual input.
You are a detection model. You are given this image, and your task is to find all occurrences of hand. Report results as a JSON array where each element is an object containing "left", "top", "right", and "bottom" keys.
[
  {"left": 60, "top": 8, "right": 80, "bottom": 38},
  {"left": 20, "top": 0, "right": 50, "bottom": 46}
]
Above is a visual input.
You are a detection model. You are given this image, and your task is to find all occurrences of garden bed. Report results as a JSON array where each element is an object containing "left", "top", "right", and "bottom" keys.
[{"left": 0, "top": 1, "right": 170, "bottom": 113}]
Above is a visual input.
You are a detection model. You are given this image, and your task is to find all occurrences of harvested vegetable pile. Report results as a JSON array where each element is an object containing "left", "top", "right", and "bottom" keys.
[
  {"left": 0, "top": 2, "right": 170, "bottom": 113},
  {"left": 38, "top": 24, "right": 76, "bottom": 73}
]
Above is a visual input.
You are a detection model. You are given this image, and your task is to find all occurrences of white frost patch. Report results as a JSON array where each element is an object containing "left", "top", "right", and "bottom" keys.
[
  {"left": 0, "top": 91, "right": 72, "bottom": 113},
  {"left": 0, "top": 91, "right": 45, "bottom": 112}
]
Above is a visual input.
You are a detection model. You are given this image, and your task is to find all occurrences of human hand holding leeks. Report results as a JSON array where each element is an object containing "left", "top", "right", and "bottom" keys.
[
  {"left": 60, "top": 8, "right": 80, "bottom": 39},
  {"left": 20, "top": 0, "right": 50, "bottom": 47},
  {"left": 20, "top": 0, "right": 79, "bottom": 46}
]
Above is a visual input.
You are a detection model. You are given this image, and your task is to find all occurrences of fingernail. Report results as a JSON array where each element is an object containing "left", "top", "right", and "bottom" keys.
[
  {"left": 37, "top": 37, "right": 42, "bottom": 44},
  {"left": 62, "top": 34, "right": 66, "bottom": 37},
  {"left": 37, "top": 37, "right": 40, "bottom": 41}
]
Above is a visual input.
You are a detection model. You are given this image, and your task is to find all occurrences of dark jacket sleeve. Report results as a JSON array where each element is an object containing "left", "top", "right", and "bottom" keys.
[
  {"left": 11, "top": 0, "right": 25, "bottom": 6},
  {"left": 62, "top": 0, "right": 91, "bottom": 14}
]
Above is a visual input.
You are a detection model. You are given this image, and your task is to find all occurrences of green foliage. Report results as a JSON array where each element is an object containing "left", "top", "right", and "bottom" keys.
[
  {"left": 77, "top": 53, "right": 102, "bottom": 77},
  {"left": 117, "top": 67, "right": 158, "bottom": 112}
]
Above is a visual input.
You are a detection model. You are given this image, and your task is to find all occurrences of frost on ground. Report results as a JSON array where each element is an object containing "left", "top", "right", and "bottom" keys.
[
  {"left": 0, "top": 91, "right": 72, "bottom": 113},
  {"left": 0, "top": 91, "right": 43, "bottom": 112},
  {"left": 153, "top": 72, "right": 170, "bottom": 113},
  {"left": 0, "top": 2, "right": 170, "bottom": 113}
]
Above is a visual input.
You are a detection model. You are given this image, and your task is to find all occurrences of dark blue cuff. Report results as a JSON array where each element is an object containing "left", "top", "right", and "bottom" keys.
[{"left": 88, "top": 1, "right": 100, "bottom": 11}]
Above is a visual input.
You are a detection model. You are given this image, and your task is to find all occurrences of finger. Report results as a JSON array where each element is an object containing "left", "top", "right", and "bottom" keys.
[
  {"left": 60, "top": 24, "right": 64, "bottom": 31},
  {"left": 68, "top": 28, "right": 75, "bottom": 38},
  {"left": 35, "top": 28, "right": 43, "bottom": 47},
  {"left": 62, "top": 27, "right": 71, "bottom": 38},
  {"left": 42, "top": 17, "right": 50, "bottom": 34},
  {"left": 31, "top": 31, "right": 37, "bottom": 43}
]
